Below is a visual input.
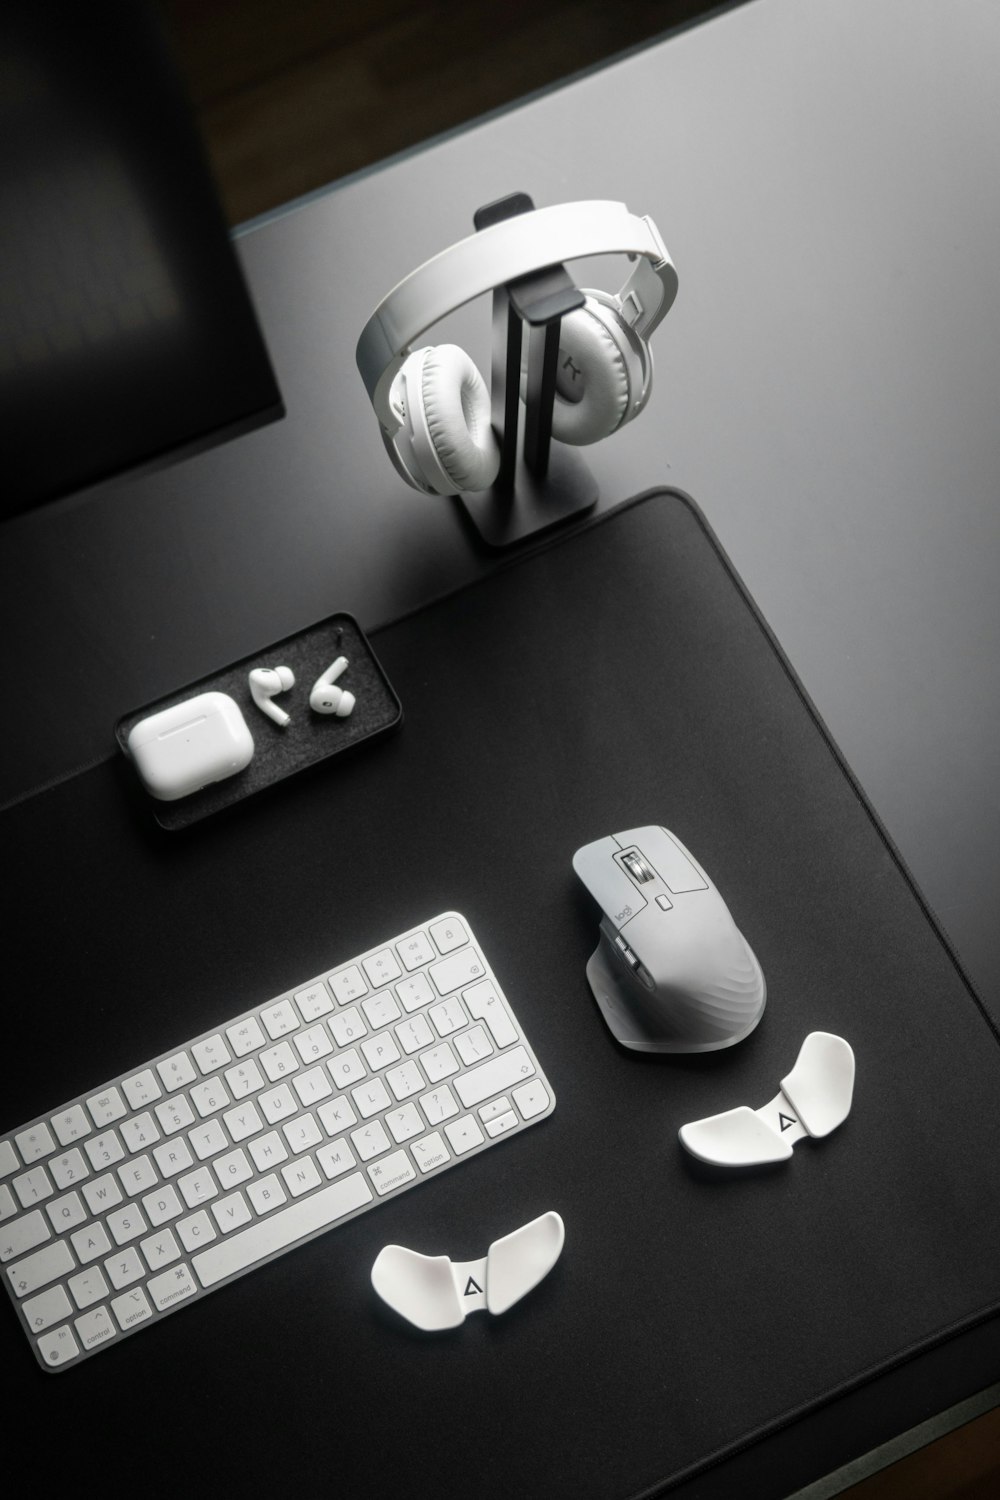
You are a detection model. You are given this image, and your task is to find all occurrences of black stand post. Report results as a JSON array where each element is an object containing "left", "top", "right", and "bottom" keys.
[{"left": 457, "top": 193, "right": 599, "bottom": 548}]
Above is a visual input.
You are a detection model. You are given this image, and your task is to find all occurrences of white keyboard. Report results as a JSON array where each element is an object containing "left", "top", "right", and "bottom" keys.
[{"left": 1, "top": 913, "right": 555, "bottom": 1371}]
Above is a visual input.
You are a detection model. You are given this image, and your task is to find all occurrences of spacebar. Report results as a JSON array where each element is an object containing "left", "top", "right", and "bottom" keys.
[{"left": 192, "top": 1174, "right": 374, "bottom": 1289}]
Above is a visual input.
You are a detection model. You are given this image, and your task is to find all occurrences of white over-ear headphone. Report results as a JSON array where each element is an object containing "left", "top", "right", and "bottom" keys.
[{"left": 356, "top": 201, "right": 678, "bottom": 495}]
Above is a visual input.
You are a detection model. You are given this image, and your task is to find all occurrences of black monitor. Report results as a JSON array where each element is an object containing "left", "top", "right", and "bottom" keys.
[{"left": 0, "top": 1, "right": 283, "bottom": 520}]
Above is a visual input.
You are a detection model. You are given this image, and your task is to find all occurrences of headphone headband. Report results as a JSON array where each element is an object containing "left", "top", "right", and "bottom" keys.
[{"left": 356, "top": 200, "right": 678, "bottom": 429}]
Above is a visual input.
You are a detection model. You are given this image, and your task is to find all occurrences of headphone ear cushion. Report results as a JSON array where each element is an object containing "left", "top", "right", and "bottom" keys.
[
  {"left": 546, "top": 302, "right": 631, "bottom": 446},
  {"left": 420, "top": 344, "right": 499, "bottom": 491}
]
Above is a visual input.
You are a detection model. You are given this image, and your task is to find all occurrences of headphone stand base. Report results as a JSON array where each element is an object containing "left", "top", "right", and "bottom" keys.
[{"left": 456, "top": 443, "right": 597, "bottom": 550}]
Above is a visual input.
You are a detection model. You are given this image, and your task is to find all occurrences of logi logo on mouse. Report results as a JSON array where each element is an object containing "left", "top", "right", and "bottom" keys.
[{"left": 615, "top": 904, "right": 632, "bottom": 923}]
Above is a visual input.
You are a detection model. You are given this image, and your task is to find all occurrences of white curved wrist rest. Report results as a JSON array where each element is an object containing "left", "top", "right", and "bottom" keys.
[
  {"left": 678, "top": 1032, "right": 855, "bottom": 1166},
  {"left": 371, "top": 1211, "right": 564, "bottom": 1331}
]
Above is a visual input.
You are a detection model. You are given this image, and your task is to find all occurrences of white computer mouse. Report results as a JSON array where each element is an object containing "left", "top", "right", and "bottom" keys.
[{"left": 572, "top": 825, "right": 766, "bottom": 1053}]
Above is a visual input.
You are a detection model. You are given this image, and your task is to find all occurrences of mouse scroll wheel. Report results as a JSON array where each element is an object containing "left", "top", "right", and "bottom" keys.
[{"left": 621, "top": 851, "right": 656, "bottom": 885}]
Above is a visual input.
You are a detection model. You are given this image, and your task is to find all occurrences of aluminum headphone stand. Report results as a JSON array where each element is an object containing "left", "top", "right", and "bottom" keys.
[{"left": 457, "top": 192, "right": 599, "bottom": 548}]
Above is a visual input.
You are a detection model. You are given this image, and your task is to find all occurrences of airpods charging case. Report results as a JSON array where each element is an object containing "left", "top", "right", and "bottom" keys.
[{"left": 127, "top": 692, "right": 255, "bottom": 801}]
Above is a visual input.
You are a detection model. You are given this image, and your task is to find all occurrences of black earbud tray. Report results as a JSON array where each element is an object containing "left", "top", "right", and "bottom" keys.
[{"left": 114, "top": 612, "right": 402, "bottom": 829}]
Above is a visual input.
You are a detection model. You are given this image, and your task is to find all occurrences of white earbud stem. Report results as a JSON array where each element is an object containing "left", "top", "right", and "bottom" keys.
[
  {"left": 310, "top": 656, "right": 355, "bottom": 717},
  {"left": 248, "top": 665, "right": 296, "bottom": 728}
]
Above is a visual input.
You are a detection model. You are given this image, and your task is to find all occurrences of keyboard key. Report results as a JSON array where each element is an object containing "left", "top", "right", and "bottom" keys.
[
  {"left": 453, "top": 1047, "right": 535, "bottom": 1109},
  {"left": 224, "top": 1060, "right": 264, "bottom": 1101},
  {"left": 249, "top": 1133, "right": 288, "bottom": 1173},
  {"left": 369, "top": 1150, "right": 416, "bottom": 1196},
  {"left": 223, "top": 1103, "right": 263, "bottom": 1144},
  {"left": 327, "top": 1049, "right": 365, "bottom": 1089},
  {"left": 14, "top": 1166, "right": 53, "bottom": 1209},
  {"left": 352, "top": 1078, "right": 391, "bottom": 1119},
  {"left": 362, "top": 948, "right": 402, "bottom": 988},
  {"left": 430, "top": 948, "right": 487, "bottom": 995},
  {"left": 316, "top": 1139, "right": 356, "bottom": 1179},
  {"left": 2, "top": 1209, "right": 50, "bottom": 1263},
  {"left": 153, "top": 1139, "right": 194, "bottom": 1180},
  {"left": 190, "top": 1079, "right": 231, "bottom": 1118},
  {"left": 513, "top": 1080, "right": 551, "bottom": 1120},
  {"left": 226, "top": 1017, "right": 266, "bottom": 1057},
  {"left": 117, "top": 1155, "right": 158, "bottom": 1197},
  {"left": 214, "top": 1149, "right": 253, "bottom": 1189},
  {"left": 155, "top": 1096, "right": 196, "bottom": 1135},
  {"left": 293, "top": 1025, "right": 333, "bottom": 1065},
  {"left": 140, "top": 1229, "right": 181, "bottom": 1271},
  {"left": 419, "top": 1086, "right": 459, "bottom": 1127},
  {"left": 351, "top": 1121, "right": 390, "bottom": 1162},
  {"left": 386, "top": 1104, "right": 422, "bottom": 1144},
  {"left": 0, "top": 1141, "right": 19, "bottom": 1178},
  {"left": 147, "top": 1263, "right": 197, "bottom": 1312},
  {"left": 294, "top": 982, "right": 334, "bottom": 1022},
  {"left": 421, "top": 1043, "right": 459, "bottom": 1083},
  {"left": 396, "top": 930, "right": 434, "bottom": 970},
  {"left": 14, "top": 1124, "right": 54, "bottom": 1165},
  {"left": 385, "top": 1061, "right": 424, "bottom": 1102},
  {"left": 191, "top": 1035, "right": 231, "bottom": 1075},
  {"left": 395, "top": 972, "right": 434, "bottom": 1013},
  {"left": 329, "top": 1008, "right": 367, "bottom": 1048},
  {"left": 0, "top": 1185, "right": 14, "bottom": 1223},
  {"left": 317, "top": 1096, "right": 357, "bottom": 1135},
  {"left": 454, "top": 1025, "right": 494, "bottom": 1067},
  {"left": 259, "top": 1085, "right": 297, "bottom": 1125},
  {"left": 178, "top": 1168, "right": 217, "bottom": 1209},
  {"left": 7, "top": 1239, "right": 74, "bottom": 1297},
  {"left": 429, "top": 916, "right": 467, "bottom": 953},
  {"left": 260, "top": 1042, "right": 298, "bottom": 1083},
  {"left": 177, "top": 1211, "right": 217, "bottom": 1253},
  {"left": 69, "top": 1222, "right": 111, "bottom": 1264},
  {"left": 362, "top": 1032, "right": 401, "bottom": 1072},
  {"left": 120, "top": 1113, "right": 160, "bottom": 1155},
  {"left": 141, "top": 1185, "right": 183, "bottom": 1227},
  {"left": 292, "top": 1067, "right": 332, "bottom": 1109},
  {"left": 261, "top": 1000, "right": 299, "bottom": 1040},
  {"left": 411, "top": 1132, "right": 450, "bottom": 1173},
  {"left": 247, "top": 1174, "right": 287, "bottom": 1215},
  {"left": 83, "top": 1174, "right": 123, "bottom": 1215},
  {"left": 86, "top": 1089, "right": 127, "bottom": 1129},
  {"left": 47, "top": 1192, "right": 87, "bottom": 1233},
  {"left": 105, "top": 1247, "right": 145, "bottom": 1290},
  {"left": 464, "top": 981, "right": 519, "bottom": 1048},
  {"left": 281, "top": 1157, "right": 321, "bottom": 1198},
  {"left": 395, "top": 1014, "right": 433, "bottom": 1055},
  {"left": 107, "top": 1205, "right": 147, "bottom": 1246},
  {"left": 445, "top": 1116, "right": 486, "bottom": 1154},
  {"left": 328, "top": 965, "right": 367, "bottom": 1005},
  {"left": 111, "top": 1287, "right": 152, "bottom": 1331},
  {"left": 429, "top": 997, "right": 467, "bottom": 1037},
  {"left": 282, "top": 1115, "right": 322, "bottom": 1155},
  {"left": 485, "top": 1111, "right": 519, "bottom": 1138},
  {"left": 121, "top": 1071, "right": 161, "bottom": 1110},
  {"left": 363, "top": 992, "right": 402, "bottom": 1029},
  {"left": 23, "top": 1283, "right": 73, "bottom": 1333},
  {"left": 52, "top": 1105, "right": 91, "bottom": 1147},
  {"left": 193, "top": 1175, "right": 373, "bottom": 1289},
  {"left": 188, "top": 1121, "right": 228, "bottom": 1161},
  {"left": 85, "top": 1131, "right": 125, "bottom": 1172},
  {"left": 75, "top": 1305, "right": 116, "bottom": 1351},
  {"left": 38, "top": 1325, "right": 80, "bottom": 1366},
  {"left": 212, "top": 1193, "right": 252, "bottom": 1235},
  {"left": 157, "top": 1053, "right": 196, "bottom": 1092},
  {"left": 69, "top": 1260, "right": 111, "bottom": 1308}
]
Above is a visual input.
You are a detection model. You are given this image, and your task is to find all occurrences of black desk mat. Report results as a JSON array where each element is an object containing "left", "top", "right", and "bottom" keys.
[{"left": 3, "top": 491, "right": 999, "bottom": 1497}]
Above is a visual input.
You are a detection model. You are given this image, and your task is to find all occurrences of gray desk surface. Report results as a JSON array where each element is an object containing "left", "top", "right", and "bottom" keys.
[{"left": 2, "top": 0, "right": 998, "bottom": 1487}]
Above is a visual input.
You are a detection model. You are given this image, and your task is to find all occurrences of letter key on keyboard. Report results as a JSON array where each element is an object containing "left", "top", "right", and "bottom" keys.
[{"left": 0, "top": 914, "right": 555, "bottom": 1370}]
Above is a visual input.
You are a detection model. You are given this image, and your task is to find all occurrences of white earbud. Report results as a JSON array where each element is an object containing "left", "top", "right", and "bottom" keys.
[
  {"left": 248, "top": 665, "right": 295, "bottom": 727},
  {"left": 310, "top": 656, "right": 355, "bottom": 717}
]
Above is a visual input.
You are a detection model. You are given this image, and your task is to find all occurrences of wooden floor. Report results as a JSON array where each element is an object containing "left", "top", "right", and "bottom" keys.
[{"left": 157, "top": 4, "right": 999, "bottom": 1495}]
